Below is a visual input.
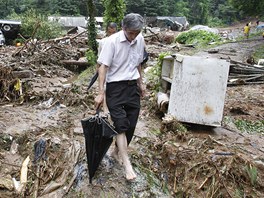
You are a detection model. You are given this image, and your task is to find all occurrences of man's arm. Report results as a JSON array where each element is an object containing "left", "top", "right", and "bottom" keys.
[
  {"left": 95, "top": 64, "right": 108, "bottom": 109},
  {"left": 137, "top": 64, "right": 145, "bottom": 97}
]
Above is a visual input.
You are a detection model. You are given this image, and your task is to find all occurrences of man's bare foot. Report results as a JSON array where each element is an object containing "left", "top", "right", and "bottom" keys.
[{"left": 124, "top": 161, "right": 137, "bottom": 181}]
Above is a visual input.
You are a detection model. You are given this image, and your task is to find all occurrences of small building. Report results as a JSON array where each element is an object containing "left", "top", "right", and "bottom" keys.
[
  {"left": 145, "top": 16, "right": 189, "bottom": 31},
  {"left": 48, "top": 16, "right": 104, "bottom": 30}
]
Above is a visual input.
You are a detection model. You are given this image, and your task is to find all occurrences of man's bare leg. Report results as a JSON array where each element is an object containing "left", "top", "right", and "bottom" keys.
[
  {"left": 116, "top": 133, "right": 137, "bottom": 180},
  {"left": 110, "top": 145, "right": 122, "bottom": 165}
]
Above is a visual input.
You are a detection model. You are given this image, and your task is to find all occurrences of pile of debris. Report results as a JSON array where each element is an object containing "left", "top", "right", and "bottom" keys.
[
  {"left": 143, "top": 117, "right": 264, "bottom": 197},
  {"left": 228, "top": 59, "right": 264, "bottom": 85},
  {"left": 0, "top": 124, "right": 85, "bottom": 197},
  {"left": 0, "top": 66, "right": 21, "bottom": 103},
  {"left": 0, "top": 34, "right": 92, "bottom": 105}
]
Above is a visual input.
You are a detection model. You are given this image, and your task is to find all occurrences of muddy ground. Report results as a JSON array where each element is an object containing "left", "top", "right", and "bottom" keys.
[{"left": 0, "top": 25, "right": 264, "bottom": 198}]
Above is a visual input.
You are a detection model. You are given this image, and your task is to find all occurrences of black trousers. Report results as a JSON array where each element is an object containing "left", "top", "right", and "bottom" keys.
[{"left": 106, "top": 80, "right": 140, "bottom": 145}]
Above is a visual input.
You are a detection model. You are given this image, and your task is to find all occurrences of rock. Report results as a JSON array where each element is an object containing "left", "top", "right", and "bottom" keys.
[
  {"left": 12, "top": 70, "right": 34, "bottom": 78},
  {"left": 0, "top": 175, "right": 14, "bottom": 191}
]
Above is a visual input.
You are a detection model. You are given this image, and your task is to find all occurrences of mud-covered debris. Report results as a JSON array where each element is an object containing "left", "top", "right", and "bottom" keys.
[
  {"left": 33, "top": 138, "right": 46, "bottom": 164},
  {"left": 0, "top": 174, "right": 14, "bottom": 191},
  {"left": 15, "top": 156, "right": 30, "bottom": 195},
  {"left": 0, "top": 67, "right": 22, "bottom": 103},
  {"left": 0, "top": 133, "right": 13, "bottom": 151},
  {"left": 147, "top": 124, "right": 264, "bottom": 197},
  {"left": 160, "top": 114, "right": 188, "bottom": 141}
]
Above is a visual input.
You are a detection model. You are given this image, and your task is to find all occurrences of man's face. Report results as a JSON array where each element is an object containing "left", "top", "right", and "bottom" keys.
[
  {"left": 106, "top": 27, "right": 117, "bottom": 36},
  {"left": 123, "top": 28, "right": 141, "bottom": 42}
]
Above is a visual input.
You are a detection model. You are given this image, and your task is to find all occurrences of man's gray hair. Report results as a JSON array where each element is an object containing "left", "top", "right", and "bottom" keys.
[{"left": 122, "top": 13, "right": 144, "bottom": 31}]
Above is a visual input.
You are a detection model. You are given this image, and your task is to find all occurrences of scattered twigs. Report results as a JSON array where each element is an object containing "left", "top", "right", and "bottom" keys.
[
  {"left": 208, "top": 135, "right": 226, "bottom": 147},
  {"left": 212, "top": 163, "right": 234, "bottom": 198},
  {"left": 13, "top": 21, "right": 41, "bottom": 56},
  {"left": 198, "top": 177, "right": 210, "bottom": 190}
]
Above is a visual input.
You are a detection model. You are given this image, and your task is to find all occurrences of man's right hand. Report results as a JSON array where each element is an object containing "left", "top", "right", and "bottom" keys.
[{"left": 94, "top": 92, "right": 104, "bottom": 110}]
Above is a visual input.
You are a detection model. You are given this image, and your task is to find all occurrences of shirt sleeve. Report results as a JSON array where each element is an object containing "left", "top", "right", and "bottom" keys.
[
  {"left": 97, "top": 39, "right": 103, "bottom": 57},
  {"left": 97, "top": 38, "right": 114, "bottom": 67},
  {"left": 138, "top": 34, "right": 145, "bottom": 64}
]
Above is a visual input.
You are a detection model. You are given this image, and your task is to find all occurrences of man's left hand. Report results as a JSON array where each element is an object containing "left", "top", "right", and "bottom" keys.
[{"left": 138, "top": 83, "right": 146, "bottom": 98}]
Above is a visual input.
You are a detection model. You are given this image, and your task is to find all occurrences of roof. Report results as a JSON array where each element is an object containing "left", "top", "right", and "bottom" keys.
[
  {"left": 156, "top": 16, "right": 188, "bottom": 25},
  {"left": 0, "top": 19, "right": 21, "bottom": 25},
  {"left": 48, "top": 16, "right": 104, "bottom": 28},
  {"left": 48, "top": 16, "right": 87, "bottom": 27}
]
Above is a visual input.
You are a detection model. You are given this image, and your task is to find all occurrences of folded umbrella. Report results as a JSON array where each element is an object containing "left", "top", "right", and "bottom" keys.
[
  {"left": 87, "top": 72, "right": 98, "bottom": 91},
  {"left": 81, "top": 111, "right": 117, "bottom": 183}
]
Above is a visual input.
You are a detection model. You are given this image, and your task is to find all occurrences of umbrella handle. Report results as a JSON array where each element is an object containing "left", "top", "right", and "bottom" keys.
[{"left": 96, "top": 108, "right": 100, "bottom": 115}]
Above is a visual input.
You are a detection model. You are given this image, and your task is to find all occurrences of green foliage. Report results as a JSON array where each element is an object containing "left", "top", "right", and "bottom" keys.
[
  {"left": 0, "top": 0, "right": 262, "bottom": 28},
  {"left": 174, "top": 0, "right": 190, "bottom": 17},
  {"left": 77, "top": 63, "right": 97, "bottom": 85},
  {"left": 103, "top": 0, "right": 126, "bottom": 29},
  {"left": 187, "top": 0, "right": 210, "bottom": 24},
  {"left": 54, "top": 0, "right": 80, "bottom": 16},
  {"left": 145, "top": 52, "right": 170, "bottom": 92},
  {"left": 87, "top": 0, "right": 98, "bottom": 54},
  {"left": 8, "top": 9, "right": 63, "bottom": 40},
  {"left": 253, "top": 44, "right": 264, "bottom": 62},
  {"left": 224, "top": 116, "right": 264, "bottom": 135},
  {"left": 144, "top": 0, "right": 166, "bottom": 16},
  {"left": 230, "top": 0, "right": 264, "bottom": 17},
  {"left": 85, "top": 49, "right": 97, "bottom": 67},
  {"left": 234, "top": 119, "right": 264, "bottom": 134},
  {"left": 175, "top": 30, "right": 222, "bottom": 47},
  {"left": 245, "top": 164, "right": 258, "bottom": 186},
  {"left": 126, "top": 0, "right": 145, "bottom": 16},
  {"left": 207, "top": 17, "right": 225, "bottom": 27}
]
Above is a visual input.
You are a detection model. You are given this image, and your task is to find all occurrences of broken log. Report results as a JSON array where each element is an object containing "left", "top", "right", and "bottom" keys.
[
  {"left": 61, "top": 60, "right": 89, "bottom": 67},
  {"left": 12, "top": 70, "right": 35, "bottom": 79},
  {"left": 230, "top": 59, "right": 254, "bottom": 67},
  {"left": 61, "top": 59, "right": 90, "bottom": 72}
]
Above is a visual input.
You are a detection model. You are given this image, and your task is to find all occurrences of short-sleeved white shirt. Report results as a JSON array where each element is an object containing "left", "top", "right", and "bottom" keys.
[
  {"left": 97, "top": 37, "right": 108, "bottom": 56},
  {"left": 97, "top": 30, "right": 145, "bottom": 83}
]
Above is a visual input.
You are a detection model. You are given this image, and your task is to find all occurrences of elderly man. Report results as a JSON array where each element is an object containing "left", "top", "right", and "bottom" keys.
[{"left": 95, "top": 13, "right": 145, "bottom": 180}]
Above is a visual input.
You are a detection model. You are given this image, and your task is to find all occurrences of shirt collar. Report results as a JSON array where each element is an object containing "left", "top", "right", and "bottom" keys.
[
  {"left": 120, "top": 30, "right": 138, "bottom": 45},
  {"left": 120, "top": 30, "right": 127, "bottom": 42}
]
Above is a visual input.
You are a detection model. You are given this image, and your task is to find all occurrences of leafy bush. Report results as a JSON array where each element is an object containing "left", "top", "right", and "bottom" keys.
[
  {"left": 8, "top": 9, "right": 63, "bottom": 40},
  {"left": 175, "top": 30, "right": 222, "bottom": 47},
  {"left": 85, "top": 49, "right": 97, "bottom": 67},
  {"left": 207, "top": 17, "right": 225, "bottom": 27},
  {"left": 145, "top": 52, "right": 170, "bottom": 92}
]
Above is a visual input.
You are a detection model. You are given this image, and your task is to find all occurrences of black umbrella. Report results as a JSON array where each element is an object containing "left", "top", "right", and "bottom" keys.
[
  {"left": 81, "top": 112, "right": 117, "bottom": 183},
  {"left": 87, "top": 72, "right": 98, "bottom": 91}
]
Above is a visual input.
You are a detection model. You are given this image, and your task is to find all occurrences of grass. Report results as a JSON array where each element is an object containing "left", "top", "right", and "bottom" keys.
[
  {"left": 253, "top": 44, "right": 264, "bottom": 62},
  {"left": 245, "top": 164, "right": 258, "bottom": 186},
  {"left": 75, "top": 65, "right": 97, "bottom": 85},
  {"left": 235, "top": 30, "right": 263, "bottom": 42},
  {"left": 223, "top": 116, "right": 264, "bottom": 135},
  {"left": 234, "top": 119, "right": 264, "bottom": 134}
]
